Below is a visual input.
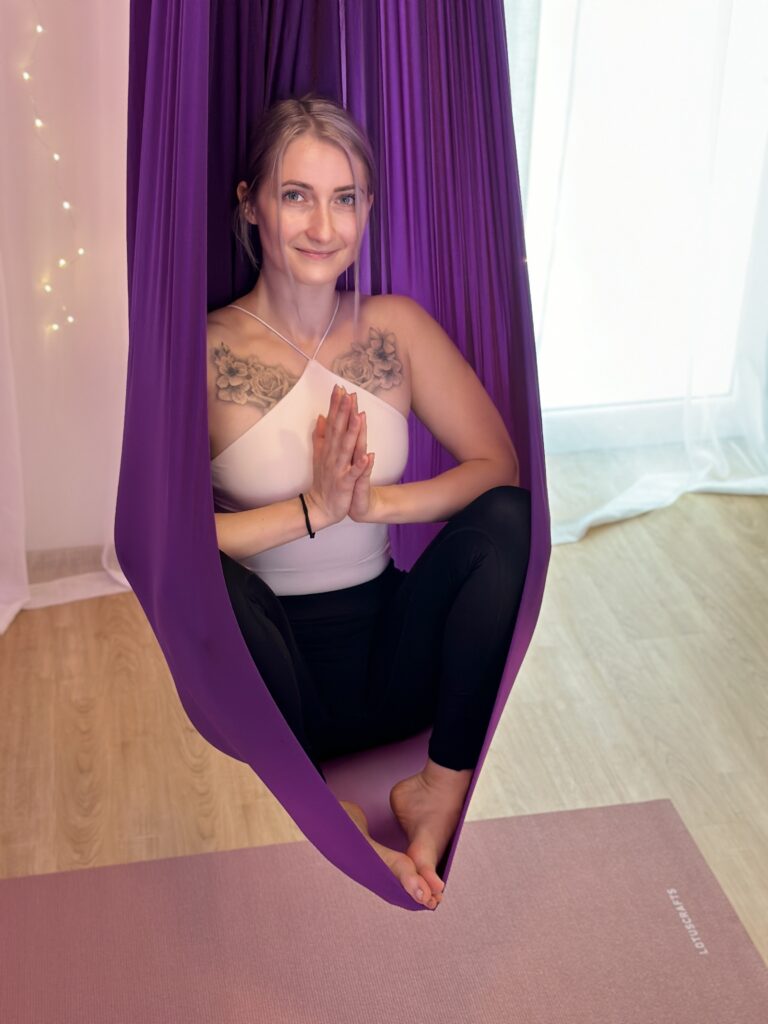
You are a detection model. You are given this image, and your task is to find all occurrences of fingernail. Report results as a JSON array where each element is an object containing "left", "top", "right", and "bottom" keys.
[{"left": 416, "top": 888, "right": 424, "bottom": 900}]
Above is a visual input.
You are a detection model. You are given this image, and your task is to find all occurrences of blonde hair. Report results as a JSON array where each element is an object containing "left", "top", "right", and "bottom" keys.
[{"left": 233, "top": 92, "right": 376, "bottom": 336}]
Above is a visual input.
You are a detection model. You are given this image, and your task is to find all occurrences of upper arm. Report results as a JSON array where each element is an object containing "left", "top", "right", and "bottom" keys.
[{"left": 394, "top": 296, "right": 519, "bottom": 476}]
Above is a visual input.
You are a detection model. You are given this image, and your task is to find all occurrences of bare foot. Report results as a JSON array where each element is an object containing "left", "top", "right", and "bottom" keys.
[
  {"left": 340, "top": 800, "right": 442, "bottom": 909},
  {"left": 389, "top": 761, "right": 473, "bottom": 898}
]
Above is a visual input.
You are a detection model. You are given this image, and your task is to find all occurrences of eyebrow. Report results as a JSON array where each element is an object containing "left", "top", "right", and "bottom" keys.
[{"left": 282, "top": 180, "right": 357, "bottom": 192}]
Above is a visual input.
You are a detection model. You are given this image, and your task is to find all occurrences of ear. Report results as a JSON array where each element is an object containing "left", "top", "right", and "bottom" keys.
[{"left": 237, "top": 181, "right": 258, "bottom": 225}]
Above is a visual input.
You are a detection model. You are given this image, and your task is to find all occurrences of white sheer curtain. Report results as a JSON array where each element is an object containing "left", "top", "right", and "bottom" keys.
[
  {"left": 0, "top": 0, "right": 129, "bottom": 634},
  {"left": 2, "top": 1, "right": 766, "bottom": 635},
  {"left": 516, "top": 0, "right": 768, "bottom": 541}
]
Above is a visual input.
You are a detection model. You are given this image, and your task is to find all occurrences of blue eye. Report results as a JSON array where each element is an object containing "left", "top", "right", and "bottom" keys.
[{"left": 281, "top": 190, "right": 356, "bottom": 206}]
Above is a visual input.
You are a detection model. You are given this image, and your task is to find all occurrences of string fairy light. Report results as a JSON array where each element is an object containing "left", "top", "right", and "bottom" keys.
[{"left": 21, "top": 12, "right": 88, "bottom": 332}]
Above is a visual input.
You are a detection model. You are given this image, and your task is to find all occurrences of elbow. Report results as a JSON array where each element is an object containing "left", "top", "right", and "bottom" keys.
[
  {"left": 508, "top": 450, "right": 521, "bottom": 487},
  {"left": 503, "top": 464, "right": 521, "bottom": 489},
  {"left": 489, "top": 448, "right": 520, "bottom": 488}
]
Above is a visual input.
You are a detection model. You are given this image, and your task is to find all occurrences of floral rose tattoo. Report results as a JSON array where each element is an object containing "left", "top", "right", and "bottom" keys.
[
  {"left": 211, "top": 325, "right": 403, "bottom": 408},
  {"left": 331, "top": 326, "right": 404, "bottom": 393},
  {"left": 211, "top": 342, "right": 300, "bottom": 407}
]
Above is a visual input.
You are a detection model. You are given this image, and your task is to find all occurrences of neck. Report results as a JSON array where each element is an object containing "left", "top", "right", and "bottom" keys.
[{"left": 248, "top": 268, "right": 340, "bottom": 346}]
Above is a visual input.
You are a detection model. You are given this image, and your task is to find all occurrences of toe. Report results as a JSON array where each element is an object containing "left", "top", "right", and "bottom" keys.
[
  {"left": 417, "top": 864, "right": 445, "bottom": 895},
  {"left": 406, "top": 857, "right": 444, "bottom": 905},
  {"left": 406, "top": 841, "right": 445, "bottom": 893},
  {"left": 409, "top": 869, "right": 437, "bottom": 907}
]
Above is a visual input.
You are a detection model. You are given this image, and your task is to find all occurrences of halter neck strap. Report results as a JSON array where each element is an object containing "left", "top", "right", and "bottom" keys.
[{"left": 225, "top": 292, "right": 341, "bottom": 361}]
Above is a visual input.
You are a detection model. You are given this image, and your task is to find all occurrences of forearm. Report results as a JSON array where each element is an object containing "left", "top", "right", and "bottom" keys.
[
  {"left": 215, "top": 492, "right": 333, "bottom": 560},
  {"left": 368, "top": 457, "right": 520, "bottom": 525}
]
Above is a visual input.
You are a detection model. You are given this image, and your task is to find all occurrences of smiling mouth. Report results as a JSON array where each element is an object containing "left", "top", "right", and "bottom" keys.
[{"left": 298, "top": 248, "right": 337, "bottom": 256}]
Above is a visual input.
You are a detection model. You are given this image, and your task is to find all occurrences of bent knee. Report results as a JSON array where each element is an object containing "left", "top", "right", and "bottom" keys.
[{"left": 462, "top": 485, "right": 531, "bottom": 542}]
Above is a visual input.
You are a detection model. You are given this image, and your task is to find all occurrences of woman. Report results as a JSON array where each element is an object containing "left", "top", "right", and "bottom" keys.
[{"left": 207, "top": 94, "right": 531, "bottom": 910}]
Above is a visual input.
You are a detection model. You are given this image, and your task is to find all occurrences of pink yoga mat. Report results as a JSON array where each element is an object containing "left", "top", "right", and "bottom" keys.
[{"left": 1, "top": 799, "right": 766, "bottom": 1023}]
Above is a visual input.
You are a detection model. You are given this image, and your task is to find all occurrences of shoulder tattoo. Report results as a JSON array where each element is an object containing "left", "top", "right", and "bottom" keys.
[
  {"left": 330, "top": 325, "right": 404, "bottom": 393},
  {"left": 211, "top": 341, "right": 300, "bottom": 408}
]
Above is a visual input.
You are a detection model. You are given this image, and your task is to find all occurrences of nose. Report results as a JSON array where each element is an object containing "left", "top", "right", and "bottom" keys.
[{"left": 306, "top": 202, "right": 334, "bottom": 243}]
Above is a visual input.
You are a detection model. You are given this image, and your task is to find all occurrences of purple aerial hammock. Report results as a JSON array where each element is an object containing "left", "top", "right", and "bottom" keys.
[{"left": 116, "top": 0, "right": 550, "bottom": 909}]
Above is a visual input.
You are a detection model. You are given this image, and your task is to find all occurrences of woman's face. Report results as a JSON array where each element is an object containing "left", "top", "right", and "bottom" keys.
[{"left": 240, "top": 134, "right": 373, "bottom": 281}]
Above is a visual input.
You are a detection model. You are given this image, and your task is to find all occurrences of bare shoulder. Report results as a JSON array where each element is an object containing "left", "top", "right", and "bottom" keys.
[
  {"left": 373, "top": 293, "right": 445, "bottom": 338},
  {"left": 359, "top": 292, "right": 422, "bottom": 355},
  {"left": 205, "top": 306, "right": 236, "bottom": 392},
  {"left": 205, "top": 303, "right": 240, "bottom": 355},
  {"left": 355, "top": 293, "right": 450, "bottom": 396},
  {"left": 376, "top": 294, "right": 462, "bottom": 364},
  {"left": 206, "top": 303, "right": 241, "bottom": 343},
  {"left": 364, "top": 292, "right": 418, "bottom": 325}
]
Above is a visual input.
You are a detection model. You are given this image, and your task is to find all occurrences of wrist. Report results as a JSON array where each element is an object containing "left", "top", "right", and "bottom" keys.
[
  {"left": 364, "top": 485, "right": 385, "bottom": 524},
  {"left": 303, "top": 491, "right": 336, "bottom": 531}
]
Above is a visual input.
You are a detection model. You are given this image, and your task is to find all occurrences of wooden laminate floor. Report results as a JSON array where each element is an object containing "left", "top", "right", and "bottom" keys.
[{"left": 1, "top": 492, "right": 766, "bottom": 961}]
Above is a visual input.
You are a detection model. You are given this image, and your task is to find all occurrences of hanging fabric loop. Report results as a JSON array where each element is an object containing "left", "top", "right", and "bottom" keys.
[{"left": 117, "top": 0, "right": 550, "bottom": 909}]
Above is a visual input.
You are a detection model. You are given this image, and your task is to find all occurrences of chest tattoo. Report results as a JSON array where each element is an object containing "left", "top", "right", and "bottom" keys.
[
  {"left": 330, "top": 326, "right": 404, "bottom": 392},
  {"left": 211, "top": 342, "right": 301, "bottom": 408},
  {"left": 211, "top": 324, "right": 404, "bottom": 407}
]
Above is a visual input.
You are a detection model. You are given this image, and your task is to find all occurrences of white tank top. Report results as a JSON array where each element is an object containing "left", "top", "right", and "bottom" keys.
[{"left": 210, "top": 304, "right": 410, "bottom": 595}]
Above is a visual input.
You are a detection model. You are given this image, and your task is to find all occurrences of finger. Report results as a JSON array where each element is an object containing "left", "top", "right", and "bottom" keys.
[
  {"left": 348, "top": 390, "right": 360, "bottom": 430},
  {"left": 351, "top": 450, "right": 374, "bottom": 483},
  {"left": 332, "top": 390, "right": 352, "bottom": 441},
  {"left": 332, "top": 385, "right": 350, "bottom": 423},
  {"left": 352, "top": 421, "right": 364, "bottom": 465},
  {"left": 347, "top": 393, "right": 364, "bottom": 438},
  {"left": 312, "top": 415, "right": 326, "bottom": 453},
  {"left": 334, "top": 391, "right": 360, "bottom": 454},
  {"left": 358, "top": 406, "right": 367, "bottom": 448},
  {"left": 324, "top": 387, "right": 343, "bottom": 443},
  {"left": 339, "top": 407, "right": 364, "bottom": 464},
  {"left": 329, "top": 383, "right": 343, "bottom": 416},
  {"left": 352, "top": 405, "right": 366, "bottom": 462}
]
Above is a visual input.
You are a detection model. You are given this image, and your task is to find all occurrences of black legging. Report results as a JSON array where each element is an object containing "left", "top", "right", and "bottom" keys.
[{"left": 219, "top": 484, "right": 532, "bottom": 783}]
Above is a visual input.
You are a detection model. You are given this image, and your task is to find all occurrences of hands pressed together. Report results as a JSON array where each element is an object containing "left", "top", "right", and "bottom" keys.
[{"left": 306, "top": 383, "right": 377, "bottom": 528}]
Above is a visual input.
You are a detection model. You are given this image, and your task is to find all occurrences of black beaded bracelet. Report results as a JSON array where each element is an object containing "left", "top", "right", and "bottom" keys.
[{"left": 298, "top": 492, "right": 316, "bottom": 538}]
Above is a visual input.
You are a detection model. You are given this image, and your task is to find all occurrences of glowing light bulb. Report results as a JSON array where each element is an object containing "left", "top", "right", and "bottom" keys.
[
  {"left": 67, "top": 316, "right": 75, "bottom": 324},
  {"left": 34, "top": 118, "right": 44, "bottom": 128},
  {"left": 22, "top": 71, "right": 31, "bottom": 81},
  {"left": 62, "top": 201, "right": 71, "bottom": 210},
  {"left": 43, "top": 283, "right": 53, "bottom": 293},
  {"left": 77, "top": 248, "right": 85, "bottom": 256},
  {"left": 36, "top": 24, "right": 44, "bottom": 33},
  {"left": 53, "top": 153, "right": 61, "bottom": 161},
  {"left": 51, "top": 323, "right": 60, "bottom": 331},
  {"left": 58, "top": 258, "right": 67, "bottom": 267}
]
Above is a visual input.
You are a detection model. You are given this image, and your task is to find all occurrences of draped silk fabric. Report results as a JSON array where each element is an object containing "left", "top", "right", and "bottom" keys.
[{"left": 117, "top": 0, "right": 550, "bottom": 909}]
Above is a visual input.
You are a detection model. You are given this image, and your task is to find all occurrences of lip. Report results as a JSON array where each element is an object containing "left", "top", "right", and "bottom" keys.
[{"left": 297, "top": 249, "right": 337, "bottom": 259}]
